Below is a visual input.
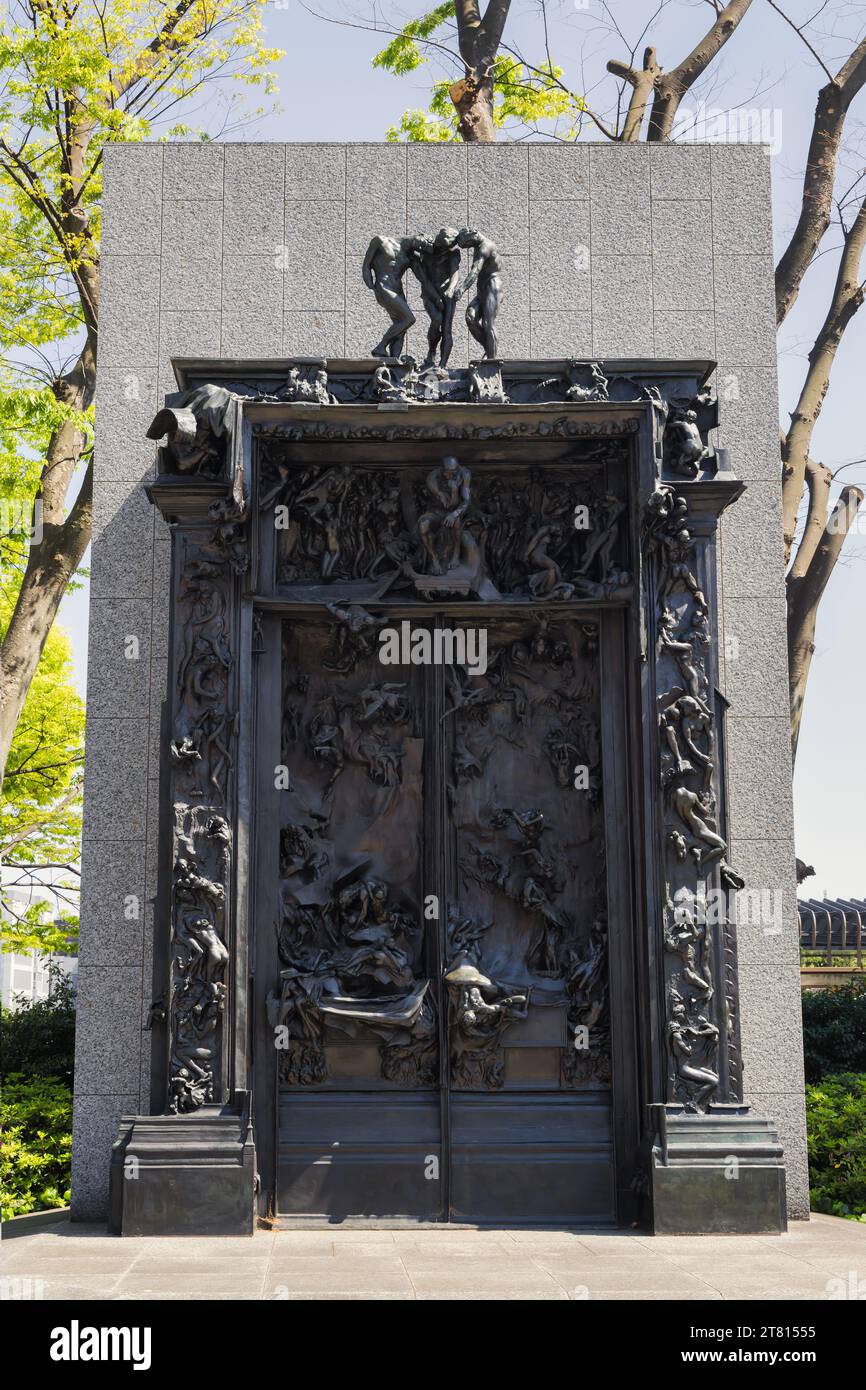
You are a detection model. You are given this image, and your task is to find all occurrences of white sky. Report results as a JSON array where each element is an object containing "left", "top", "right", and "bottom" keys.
[{"left": 58, "top": 0, "right": 866, "bottom": 896}]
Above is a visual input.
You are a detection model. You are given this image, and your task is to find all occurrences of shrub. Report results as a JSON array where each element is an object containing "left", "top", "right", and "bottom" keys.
[
  {"left": 1, "top": 1073, "right": 72, "bottom": 1219},
  {"left": 801, "top": 978, "right": 866, "bottom": 1083},
  {"left": 805, "top": 1072, "right": 866, "bottom": 1222},
  {"left": 0, "top": 966, "right": 76, "bottom": 1084}
]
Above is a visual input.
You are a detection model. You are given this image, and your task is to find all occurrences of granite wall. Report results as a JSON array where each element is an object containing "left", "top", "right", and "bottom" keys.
[{"left": 72, "top": 141, "right": 807, "bottom": 1220}]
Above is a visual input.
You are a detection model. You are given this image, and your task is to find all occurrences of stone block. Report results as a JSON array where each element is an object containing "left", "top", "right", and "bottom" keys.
[
  {"left": 530, "top": 311, "right": 593, "bottom": 359},
  {"left": 283, "top": 311, "right": 346, "bottom": 357},
  {"left": 720, "top": 481, "right": 787, "bottom": 599},
  {"left": 727, "top": 839, "right": 799, "bottom": 965},
  {"left": 653, "top": 310, "right": 716, "bottom": 358},
  {"left": 71, "top": 1094, "right": 139, "bottom": 1221},
  {"left": 652, "top": 251, "right": 714, "bottom": 310},
  {"left": 743, "top": 1090, "right": 810, "bottom": 1221},
  {"left": 346, "top": 144, "right": 406, "bottom": 209},
  {"left": 529, "top": 143, "right": 589, "bottom": 200},
  {"left": 94, "top": 368, "right": 160, "bottom": 483},
  {"left": 407, "top": 144, "right": 468, "bottom": 201},
  {"left": 86, "top": 598, "right": 153, "bottom": 720},
  {"left": 81, "top": 716, "right": 150, "bottom": 842},
  {"left": 78, "top": 839, "right": 147, "bottom": 969},
  {"left": 650, "top": 144, "right": 712, "bottom": 201},
  {"left": 715, "top": 363, "right": 782, "bottom": 481},
  {"left": 284, "top": 201, "right": 346, "bottom": 311},
  {"left": 591, "top": 254, "right": 653, "bottom": 356},
  {"left": 163, "top": 143, "right": 225, "bottom": 200},
  {"left": 74, "top": 966, "right": 143, "bottom": 1096},
  {"left": 101, "top": 146, "right": 163, "bottom": 255},
  {"left": 651, "top": 200, "right": 713, "bottom": 257},
  {"left": 590, "top": 145, "right": 650, "bottom": 255},
  {"left": 90, "top": 482, "right": 154, "bottom": 599},
  {"left": 711, "top": 145, "right": 774, "bottom": 257},
  {"left": 223, "top": 144, "right": 285, "bottom": 258},
  {"left": 159, "top": 310, "right": 222, "bottom": 359},
  {"left": 98, "top": 256, "right": 161, "bottom": 367},
  {"left": 725, "top": 716, "right": 795, "bottom": 841},
  {"left": 722, "top": 596, "right": 789, "bottom": 716},
  {"left": 529, "top": 202, "right": 591, "bottom": 311},
  {"left": 739, "top": 963, "right": 807, "bottom": 1092},
  {"left": 286, "top": 144, "right": 346, "bottom": 200}
]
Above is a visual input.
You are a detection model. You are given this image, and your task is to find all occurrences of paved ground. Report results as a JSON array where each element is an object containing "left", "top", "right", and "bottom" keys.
[{"left": 2, "top": 1213, "right": 864, "bottom": 1300}]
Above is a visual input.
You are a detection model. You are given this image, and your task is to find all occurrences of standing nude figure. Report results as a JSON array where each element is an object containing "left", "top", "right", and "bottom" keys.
[
  {"left": 362, "top": 233, "right": 432, "bottom": 359},
  {"left": 457, "top": 228, "right": 503, "bottom": 359}
]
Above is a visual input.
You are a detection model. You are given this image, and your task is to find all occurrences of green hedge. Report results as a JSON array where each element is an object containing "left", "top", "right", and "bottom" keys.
[
  {"left": 1, "top": 1073, "right": 72, "bottom": 1220},
  {"left": 0, "top": 968, "right": 76, "bottom": 1084},
  {"left": 805, "top": 1072, "right": 866, "bottom": 1222},
  {"left": 801, "top": 978, "right": 866, "bottom": 1083}
]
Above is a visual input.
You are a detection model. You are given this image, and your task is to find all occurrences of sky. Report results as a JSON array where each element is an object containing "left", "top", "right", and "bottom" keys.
[{"left": 58, "top": 0, "right": 865, "bottom": 897}]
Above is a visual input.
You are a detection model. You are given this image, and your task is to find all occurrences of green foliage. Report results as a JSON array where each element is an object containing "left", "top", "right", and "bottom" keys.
[
  {"left": 0, "top": 1073, "right": 72, "bottom": 1218},
  {"left": 1, "top": 601, "right": 83, "bottom": 955},
  {"left": 375, "top": 11, "right": 583, "bottom": 142},
  {"left": 801, "top": 979, "right": 866, "bottom": 1083},
  {"left": 0, "top": 965, "right": 76, "bottom": 1085},
  {"left": 805, "top": 1073, "right": 866, "bottom": 1221}
]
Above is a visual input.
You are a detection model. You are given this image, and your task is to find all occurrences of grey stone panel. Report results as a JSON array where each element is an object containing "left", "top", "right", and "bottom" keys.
[
  {"left": 286, "top": 143, "right": 347, "bottom": 201},
  {"left": 71, "top": 1094, "right": 139, "bottom": 1220},
  {"left": 530, "top": 311, "right": 593, "bottom": 359},
  {"left": 739, "top": 963, "right": 806, "bottom": 1090},
  {"left": 81, "top": 717, "right": 150, "bottom": 843},
  {"left": 74, "top": 966, "right": 143, "bottom": 1096},
  {"left": 528, "top": 143, "right": 589, "bottom": 200},
  {"left": 722, "top": 596, "right": 789, "bottom": 716},
  {"left": 720, "top": 481, "right": 787, "bottom": 599},
  {"left": 469, "top": 144, "right": 529, "bottom": 255},
  {"left": 221, "top": 312, "right": 283, "bottom": 359},
  {"left": 160, "top": 256, "right": 223, "bottom": 316},
  {"left": 90, "top": 483, "right": 154, "bottom": 600},
  {"left": 725, "top": 716, "right": 795, "bottom": 841},
  {"left": 78, "top": 839, "right": 146, "bottom": 969},
  {"left": 346, "top": 144, "right": 407, "bottom": 211},
  {"left": 713, "top": 253, "right": 776, "bottom": 370},
  {"left": 649, "top": 144, "right": 712, "bottom": 201},
  {"left": 283, "top": 311, "right": 345, "bottom": 358},
  {"left": 285, "top": 201, "right": 346, "bottom": 311},
  {"left": 94, "top": 367, "right": 161, "bottom": 483},
  {"left": 715, "top": 363, "right": 782, "bottom": 481},
  {"left": 346, "top": 203, "right": 408, "bottom": 265},
  {"left": 101, "top": 145, "right": 163, "bottom": 255},
  {"left": 590, "top": 144, "right": 650, "bottom": 255},
  {"left": 159, "top": 310, "right": 222, "bottom": 360},
  {"left": 739, "top": 1090, "right": 811, "bottom": 1221},
  {"left": 591, "top": 254, "right": 653, "bottom": 357},
  {"left": 408, "top": 144, "right": 468, "bottom": 201},
  {"left": 86, "top": 598, "right": 153, "bottom": 720},
  {"left": 652, "top": 251, "right": 715, "bottom": 310},
  {"left": 651, "top": 200, "right": 713, "bottom": 258},
  {"left": 653, "top": 311, "right": 716, "bottom": 359},
  {"left": 163, "top": 143, "right": 225, "bottom": 200},
  {"left": 223, "top": 144, "right": 285, "bottom": 258},
  {"left": 711, "top": 145, "right": 775, "bottom": 257},
  {"left": 529, "top": 202, "right": 591, "bottom": 311},
  {"left": 98, "top": 256, "right": 161, "bottom": 368},
  {"left": 728, "top": 838, "right": 800, "bottom": 965},
  {"left": 407, "top": 199, "right": 469, "bottom": 237}
]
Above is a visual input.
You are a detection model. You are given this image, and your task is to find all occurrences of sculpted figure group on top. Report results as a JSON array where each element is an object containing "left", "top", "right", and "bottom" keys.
[{"left": 363, "top": 226, "right": 502, "bottom": 365}]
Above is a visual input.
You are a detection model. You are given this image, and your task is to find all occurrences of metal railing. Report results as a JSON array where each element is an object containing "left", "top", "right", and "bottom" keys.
[{"left": 798, "top": 897, "right": 866, "bottom": 971}]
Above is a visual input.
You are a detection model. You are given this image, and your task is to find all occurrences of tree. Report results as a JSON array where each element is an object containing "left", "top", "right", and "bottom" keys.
[
  {"left": 368, "top": 0, "right": 866, "bottom": 762},
  {"left": 0, "top": 0, "right": 283, "bottom": 789},
  {"left": 0, "top": 595, "right": 84, "bottom": 956}
]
